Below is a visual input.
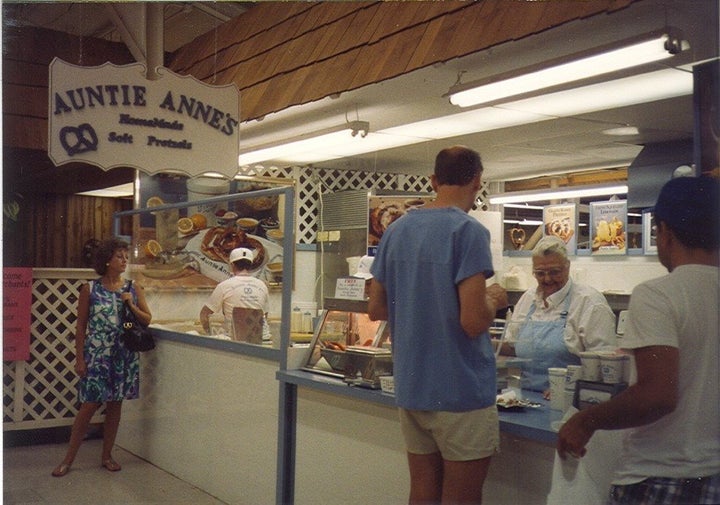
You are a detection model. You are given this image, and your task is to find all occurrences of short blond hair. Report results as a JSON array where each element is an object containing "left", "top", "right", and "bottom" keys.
[{"left": 532, "top": 236, "right": 569, "bottom": 262}]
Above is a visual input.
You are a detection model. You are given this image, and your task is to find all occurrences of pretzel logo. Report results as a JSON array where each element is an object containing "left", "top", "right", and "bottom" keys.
[{"left": 59, "top": 123, "right": 98, "bottom": 156}]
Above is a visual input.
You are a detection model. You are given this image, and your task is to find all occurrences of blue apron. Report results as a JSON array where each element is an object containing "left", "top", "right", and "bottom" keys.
[{"left": 514, "top": 293, "right": 580, "bottom": 391}]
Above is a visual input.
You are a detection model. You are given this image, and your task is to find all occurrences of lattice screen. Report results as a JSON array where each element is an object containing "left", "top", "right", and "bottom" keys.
[{"left": 3, "top": 272, "right": 106, "bottom": 430}]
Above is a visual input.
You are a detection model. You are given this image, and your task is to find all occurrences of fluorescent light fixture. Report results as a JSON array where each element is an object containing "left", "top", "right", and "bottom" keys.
[
  {"left": 603, "top": 126, "right": 640, "bottom": 136},
  {"left": 449, "top": 33, "right": 681, "bottom": 107},
  {"left": 503, "top": 219, "right": 544, "bottom": 226},
  {"left": 77, "top": 182, "right": 134, "bottom": 198},
  {"left": 489, "top": 183, "right": 628, "bottom": 204},
  {"left": 239, "top": 121, "right": 371, "bottom": 165}
]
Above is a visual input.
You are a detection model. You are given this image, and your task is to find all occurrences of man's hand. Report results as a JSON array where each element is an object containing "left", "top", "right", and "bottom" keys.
[
  {"left": 557, "top": 410, "right": 594, "bottom": 460},
  {"left": 486, "top": 283, "right": 509, "bottom": 312}
]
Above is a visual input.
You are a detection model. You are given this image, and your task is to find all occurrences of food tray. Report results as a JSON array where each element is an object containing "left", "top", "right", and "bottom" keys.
[{"left": 320, "top": 348, "right": 348, "bottom": 372}]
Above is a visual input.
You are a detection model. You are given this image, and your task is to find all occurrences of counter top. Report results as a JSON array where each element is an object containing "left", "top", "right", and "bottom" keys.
[{"left": 277, "top": 369, "right": 561, "bottom": 445}]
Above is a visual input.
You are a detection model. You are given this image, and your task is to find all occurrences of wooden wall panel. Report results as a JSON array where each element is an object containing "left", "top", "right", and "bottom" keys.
[
  {"left": 169, "top": 0, "right": 637, "bottom": 122},
  {"left": 4, "top": 194, "right": 131, "bottom": 268}
]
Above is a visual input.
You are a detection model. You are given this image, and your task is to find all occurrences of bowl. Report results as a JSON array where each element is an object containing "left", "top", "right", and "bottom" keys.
[
  {"left": 266, "top": 228, "right": 284, "bottom": 244},
  {"left": 266, "top": 262, "right": 283, "bottom": 283},
  {"left": 236, "top": 217, "right": 259, "bottom": 234}
]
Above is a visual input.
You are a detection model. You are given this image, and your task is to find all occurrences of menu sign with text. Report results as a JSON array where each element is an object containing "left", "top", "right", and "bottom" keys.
[{"left": 3, "top": 268, "right": 32, "bottom": 361}]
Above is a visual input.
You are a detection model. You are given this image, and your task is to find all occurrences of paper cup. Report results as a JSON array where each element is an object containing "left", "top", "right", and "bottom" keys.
[
  {"left": 565, "top": 364, "right": 582, "bottom": 391},
  {"left": 580, "top": 351, "right": 601, "bottom": 381},
  {"left": 600, "top": 354, "right": 627, "bottom": 384},
  {"left": 563, "top": 388, "right": 575, "bottom": 414},
  {"left": 548, "top": 367, "right": 567, "bottom": 410}
]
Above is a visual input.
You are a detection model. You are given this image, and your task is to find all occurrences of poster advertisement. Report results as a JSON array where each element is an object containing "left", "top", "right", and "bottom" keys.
[
  {"left": 3, "top": 268, "right": 33, "bottom": 361},
  {"left": 367, "top": 195, "right": 433, "bottom": 255},
  {"left": 131, "top": 174, "right": 284, "bottom": 289},
  {"left": 543, "top": 204, "right": 577, "bottom": 254},
  {"left": 590, "top": 200, "right": 628, "bottom": 255}
]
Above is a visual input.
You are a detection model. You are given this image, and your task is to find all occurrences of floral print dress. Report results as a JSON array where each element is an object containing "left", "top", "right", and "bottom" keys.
[{"left": 78, "top": 279, "right": 140, "bottom": 402}]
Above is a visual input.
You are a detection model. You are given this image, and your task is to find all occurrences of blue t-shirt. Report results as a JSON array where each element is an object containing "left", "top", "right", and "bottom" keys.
[{"left": 371, "top": 207, "right": 496, "bottom": 411}]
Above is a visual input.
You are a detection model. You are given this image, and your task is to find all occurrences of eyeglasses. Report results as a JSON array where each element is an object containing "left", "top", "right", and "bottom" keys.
[{"left": 532, "top": 268, "right": 565, "bottom": 279}]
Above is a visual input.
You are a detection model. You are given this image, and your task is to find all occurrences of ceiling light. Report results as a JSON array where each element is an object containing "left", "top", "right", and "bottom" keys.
[
  {"left": 449, "top": 33, "right": 683, "bottom": 108},
  {"left": 489, "top": 183, "right": 628, "bottom": 204},
  {"left": 239, "top": 121, "right": 371, "bottom": 165},
  {"left": 77, "top": 182, "right": 134, "bottom": 198},
  {"left": 602, "top": 126, "right": 640, "bottom": 136}
]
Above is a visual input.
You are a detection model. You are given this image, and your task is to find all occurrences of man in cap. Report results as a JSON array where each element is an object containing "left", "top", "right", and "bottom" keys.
[
  {"left": 200, "top": 247, "right": 270, "bottom": 339},
  {"left": 557, "top": 175, "right": 720, "bottom": 505}
]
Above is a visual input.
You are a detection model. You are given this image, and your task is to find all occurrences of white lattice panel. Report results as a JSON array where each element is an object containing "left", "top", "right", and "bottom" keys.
[{"left": 4, "top": 271, "right": 105, "bottom": 430}]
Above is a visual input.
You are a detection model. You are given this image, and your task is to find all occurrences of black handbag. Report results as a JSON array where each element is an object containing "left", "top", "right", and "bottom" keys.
[{"left": 120, "top": 281, "right": 155, "bottom": 352}]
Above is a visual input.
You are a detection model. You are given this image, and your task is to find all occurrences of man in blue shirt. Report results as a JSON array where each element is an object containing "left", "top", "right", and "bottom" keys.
[{"left": 369, "top": 145, "right": 508, "bottom": 504}]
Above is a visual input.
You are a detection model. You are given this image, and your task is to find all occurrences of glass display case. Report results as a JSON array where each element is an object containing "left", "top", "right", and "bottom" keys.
[{"left": 303, "top": 298, "right": 392, "bottom": 388}]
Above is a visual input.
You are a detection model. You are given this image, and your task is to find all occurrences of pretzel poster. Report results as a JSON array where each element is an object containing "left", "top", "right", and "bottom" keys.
[
  {"left": 543, "top": 204, "right": 577, "bottom": 254},
  {"left": 590, "top": 201, "right": 628, "bottom": 255}
]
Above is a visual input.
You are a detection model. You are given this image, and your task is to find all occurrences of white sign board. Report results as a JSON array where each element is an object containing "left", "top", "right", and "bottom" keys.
[
  {"left": 48, "top": 58, "right": 240, "bottom": 178},
  {"left": 469, "top": 209, "right": 503, "bottom": 279},
  {"left": 334, "top": 277, "right": 366, "bottom": 300}
]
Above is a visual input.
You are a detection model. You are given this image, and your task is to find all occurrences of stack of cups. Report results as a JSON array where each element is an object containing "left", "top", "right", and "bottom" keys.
[
  {"left": 548, "top": 367, "right": 567, "bottom": 410},
  {"left": 563, "top": 365, "right": 582, "bottom": 412},
  {"left": 580, "top": 351, "right": 602, "bottom": 381},
  {"left": 599, "top": 353, "right": 628, "bottom": 384}
]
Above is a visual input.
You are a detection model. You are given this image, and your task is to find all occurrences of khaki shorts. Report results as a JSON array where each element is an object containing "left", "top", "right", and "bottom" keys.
[{"left": 398, "top": 406, "right": 500, "bottom": 461}]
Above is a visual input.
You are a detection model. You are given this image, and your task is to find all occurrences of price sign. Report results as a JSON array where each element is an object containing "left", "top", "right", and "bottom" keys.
[
  {"left": 334, "top": 277, "right": 366, "bottom": 300},
  {"left": 4, "top": 268, "right": 32, "bottom": 361}
]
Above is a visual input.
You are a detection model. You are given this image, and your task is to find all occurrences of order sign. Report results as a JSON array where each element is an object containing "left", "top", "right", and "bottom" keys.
[
  {"left": 3, "top": 268, "right": 32, "bottom": 361},
  {"left": 48, "top": 58, "right": 240, "bottom": 178}
]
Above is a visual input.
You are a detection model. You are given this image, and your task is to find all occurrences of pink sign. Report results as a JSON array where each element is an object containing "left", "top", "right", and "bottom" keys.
[{"left": 3, "top": 268, "right": 32, "bottom": 361}]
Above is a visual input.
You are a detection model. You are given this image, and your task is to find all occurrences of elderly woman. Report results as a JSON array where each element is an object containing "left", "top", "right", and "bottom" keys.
[{"left": 502, "top": 236, "right": 616, "bottom": 394}]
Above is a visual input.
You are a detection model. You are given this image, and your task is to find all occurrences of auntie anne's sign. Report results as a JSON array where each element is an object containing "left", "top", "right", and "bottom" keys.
[{"left": 48, "top": 58, "right": 240, "bottom": 178}]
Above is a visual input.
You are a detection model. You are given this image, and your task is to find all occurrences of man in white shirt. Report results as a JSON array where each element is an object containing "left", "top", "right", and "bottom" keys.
[
  {"left": 557, "top": 176, "right": 720, "bottom": 505},
  {"left": 200, "top": 247, "right": 270, "bottom": 338}
]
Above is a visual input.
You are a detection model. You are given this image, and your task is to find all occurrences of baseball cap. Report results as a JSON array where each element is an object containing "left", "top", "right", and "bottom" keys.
[
  {"left": 229, "top": 247, "right": 255, "bottom": 263},
  {"left": 652, "top": 175, "right": 719, "bottom": 248},
  {"left": 352, "top": 255, "right": 374, "bottom": 279}
]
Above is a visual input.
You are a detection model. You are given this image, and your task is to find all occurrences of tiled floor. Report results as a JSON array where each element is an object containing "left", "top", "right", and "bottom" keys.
[{"left": 3, "top": 439, "right": 228, "bottom": 505}]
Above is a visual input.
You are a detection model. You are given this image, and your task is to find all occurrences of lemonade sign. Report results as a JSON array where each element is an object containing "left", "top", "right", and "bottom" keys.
[{"left": 48, "top": 58, "right": 240, "bottom": 178}]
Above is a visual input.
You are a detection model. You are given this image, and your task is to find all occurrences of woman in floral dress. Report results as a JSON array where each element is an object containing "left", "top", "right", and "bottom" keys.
[{"left": 52, "top": 238, "right": 152, "bottom": 477}]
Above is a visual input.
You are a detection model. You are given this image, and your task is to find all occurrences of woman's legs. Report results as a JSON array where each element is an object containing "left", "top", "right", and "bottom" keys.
[
  {"left": 101, "top": 400, "right": 123, "bottom": 469},
  {"left": 52, "top": 402, "right": 101, "bottom": 475}
]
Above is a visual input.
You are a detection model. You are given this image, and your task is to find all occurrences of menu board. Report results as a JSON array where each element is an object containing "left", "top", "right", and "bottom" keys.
[
  {"left": 3, "top": 268, "right": 32, "bottom": 361},
  {"left": 543, "top": 204, "right": 577, "bottom": 254},
  {"left": 590, "top": 200, "right": 628, "bottom": 255}
]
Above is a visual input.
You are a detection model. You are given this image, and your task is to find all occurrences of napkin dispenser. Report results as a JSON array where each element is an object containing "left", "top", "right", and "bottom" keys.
[{"left": 574, "top": 380, "right": 627, "bottom": 410}]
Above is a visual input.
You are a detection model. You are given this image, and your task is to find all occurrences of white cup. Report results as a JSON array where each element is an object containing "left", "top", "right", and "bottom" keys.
[
  {"left": 600, "top": 353, "right": 627, "bottom": 384},
  {"left": 580, "top": 351, "right": 602, "bottom": 381},
  {"left": 565, "top": 365, "right": 583, "bottom": 391},
  {"left": 563, "top": 388, "right": 575, "bottom": 414},
  {"left": 548, "top": 367, "right": 567, "bottom": 411}
]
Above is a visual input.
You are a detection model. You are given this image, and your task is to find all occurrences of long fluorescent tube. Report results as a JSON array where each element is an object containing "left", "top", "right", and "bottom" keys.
[
  {"left": 449, "top": 34, "right": 678, "bottom": 107},
  {"left": 77, "top": 182, "right": 134, "bottom": 197},
  {"left": 489, "top": 184, "right": 628, "bottom": 204},
  {"left": 239, "top": 121, "right": 370, "bottom": 165}
]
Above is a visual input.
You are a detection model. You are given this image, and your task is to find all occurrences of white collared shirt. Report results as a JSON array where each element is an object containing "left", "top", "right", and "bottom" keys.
[{"left": 506, "top": 279, "right": 617, "bottom": 355}]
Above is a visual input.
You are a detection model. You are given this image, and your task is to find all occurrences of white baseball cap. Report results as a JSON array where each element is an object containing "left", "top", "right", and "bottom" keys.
[
  {"left": 229, "top": 247, "right": 255, "bottom": 263},
  {"left": 352, "top": 255, "right": 374, "bottom": 279}
]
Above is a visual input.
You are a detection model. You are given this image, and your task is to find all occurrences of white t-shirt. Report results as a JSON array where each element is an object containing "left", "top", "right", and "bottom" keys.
[
  {"left": 506, "top": 279, "right": 617, "bottom": 355},
  {"left": 205, "top": 274, "right": 270, "bottom": 321},
  {"left": 613, "top": 264, "right": 720, "bottom": 484}
]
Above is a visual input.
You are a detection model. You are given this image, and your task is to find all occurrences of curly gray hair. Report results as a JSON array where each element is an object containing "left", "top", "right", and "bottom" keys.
[{"left": 532, "top": 235, "right": 569, "bottom": 262}]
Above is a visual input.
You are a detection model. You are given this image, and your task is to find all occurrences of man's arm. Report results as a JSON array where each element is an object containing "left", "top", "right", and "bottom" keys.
[
  {"left": 368, "top": 279, "right": 389, "bottom": 321},
  {"left": 200, "top": 305, "right": 214, "bottom": 334},
  {"left": 457, "top": 274, "right": 508, "bottom": 338},
  {"left": 557, "top": 345, "right": 679, "bottom": 459}
]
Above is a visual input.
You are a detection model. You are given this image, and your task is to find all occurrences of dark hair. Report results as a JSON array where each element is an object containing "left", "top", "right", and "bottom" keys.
[
  {"left": 232, "top": 258, "right": 253, "bottom": 271},
  {"left": 434, "top": 146, "right": 483, "bottom": 186},
  {"left": 94, "top": 238, "right": 129, "bottom": 275}
]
